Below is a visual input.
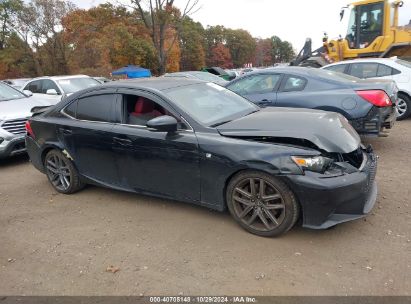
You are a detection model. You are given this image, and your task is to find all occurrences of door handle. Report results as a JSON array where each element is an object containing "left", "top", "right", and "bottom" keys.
[
  {"left": 113, "top": 137, "right": 132, "bottom": 146},
  {"left": 257, "top": 99, "right": 271, "bottom": 107},
  {"left": 59, "top": 127, "right": 72, "bottom": 135}
]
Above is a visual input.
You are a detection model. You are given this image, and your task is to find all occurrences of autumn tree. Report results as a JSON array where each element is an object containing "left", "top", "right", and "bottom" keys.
[
  {"left": 208, "top": 43, "right": 233, "bottom": 68},
  {"left": 254, "top": 38, "right": 273, "bottom": 67},
  {"left": 131, "top": 0, "right": 200, "bottom": 74},
  {"left": 62, "top": 4, "right": 158, "bottom": 76}
]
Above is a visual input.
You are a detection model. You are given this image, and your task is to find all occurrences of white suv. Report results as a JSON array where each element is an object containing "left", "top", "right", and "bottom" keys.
[
  {"left": 322, "top": 58, "right": 411, "bottom": 120},
  {"left": 22, "top": 75, "right": 101, "bottom": 105}
]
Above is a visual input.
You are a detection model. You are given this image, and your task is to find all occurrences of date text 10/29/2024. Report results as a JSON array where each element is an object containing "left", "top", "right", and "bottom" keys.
[{"left": 149, "top": 296, "right": 257, "bottom": 303}]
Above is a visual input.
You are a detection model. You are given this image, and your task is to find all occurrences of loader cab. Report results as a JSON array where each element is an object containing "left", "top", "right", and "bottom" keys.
[{"left": 345, "top": 1, "right": 384, "bottom": 49}]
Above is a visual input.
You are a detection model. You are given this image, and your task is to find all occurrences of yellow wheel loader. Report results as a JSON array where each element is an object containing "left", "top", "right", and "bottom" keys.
[{"left": 292, "top": 0, "right": 411, "bottom": 67}]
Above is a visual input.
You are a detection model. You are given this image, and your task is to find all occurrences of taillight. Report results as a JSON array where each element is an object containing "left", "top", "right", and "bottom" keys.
[
  {"left": 25, "top": 120, "right": 35, "bottom": 138},
  {"left": 356, "top": 90, "right": 392, "bottom": 107}
]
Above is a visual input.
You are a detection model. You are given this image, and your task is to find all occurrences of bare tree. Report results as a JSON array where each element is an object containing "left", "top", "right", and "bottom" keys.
[{"left": 131, "top": 0, "right": 200, "bottom": 74}]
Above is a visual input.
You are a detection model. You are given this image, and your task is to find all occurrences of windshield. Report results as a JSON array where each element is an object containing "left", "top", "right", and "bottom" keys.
[
  {"left": 57, "top": 77, "right": 100, "bottom": 94},
  {"left": 164, "top": 82, "right": 258, "bottom": 127},
  {"left": 0, "top": 82, "right": 26, "bottom": 101}
]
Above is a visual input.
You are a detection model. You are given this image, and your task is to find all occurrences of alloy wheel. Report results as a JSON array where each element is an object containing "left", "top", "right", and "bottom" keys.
[
  {"left": 45, "top": 154, "right": 71, "bottom": 191},
  {"left": 397, "top": 97, "right": 407, "bottom": 118},
  {"left": 231, "top": 178, "right": 286, "bottom": 232}
]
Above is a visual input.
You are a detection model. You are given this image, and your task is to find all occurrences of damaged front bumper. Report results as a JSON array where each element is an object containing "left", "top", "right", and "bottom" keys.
[{"left": 285, "top": 148, "right": 378, "bottom": 229}]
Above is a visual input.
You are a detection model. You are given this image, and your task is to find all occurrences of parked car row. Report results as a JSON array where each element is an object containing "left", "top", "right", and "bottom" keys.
[
  {"left": 2, "top": 61, "right": 406, "bottom": 237},
  {"left": 0, "top": 75, "right": 101, "bottom": 159},
  {"left": 0, "top": 82, "right": 49, "bottom": 159}
]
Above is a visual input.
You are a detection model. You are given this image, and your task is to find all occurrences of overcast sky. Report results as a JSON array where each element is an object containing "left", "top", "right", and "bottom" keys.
[{"left": 71, "top": 0, "right": 411, "bottom": 50}]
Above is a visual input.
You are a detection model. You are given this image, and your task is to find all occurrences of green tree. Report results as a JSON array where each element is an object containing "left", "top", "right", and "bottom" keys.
[
  {"left": 0, "top": 0, "right": 23, "bottom": 50},
  {"left": 225, "top": 29, "right": 256, "bottom": 68},
  {"left": 178, "top": 16, "right": 205, "bottom": 71},
  {"left": 0, "top": 32, "right": 36, "bottom": 78},
  {"left": 204, "top": 25, "right": 226, "bottom": 65},
  {"left": 11, "top": 0, "right": 76, "bottom": 75},
  {"left": 271, "top": 35, "right": 295, "bottom": 64}
]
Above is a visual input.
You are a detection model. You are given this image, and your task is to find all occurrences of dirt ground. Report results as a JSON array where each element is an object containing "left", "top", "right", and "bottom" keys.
[{"left": 0, "top": 120, "right": 410, "bottom": 296}]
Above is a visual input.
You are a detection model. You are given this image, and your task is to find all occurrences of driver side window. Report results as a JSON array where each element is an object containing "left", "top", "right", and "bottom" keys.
[
  {"left": 24, "top": 80, "right": 42, "bottom": 93},
  {"left": 123, "top": 94, "right": 187, "bottom": 129},
  {"left": 228, "top": 74, "right": 281, "bottom": 95}
]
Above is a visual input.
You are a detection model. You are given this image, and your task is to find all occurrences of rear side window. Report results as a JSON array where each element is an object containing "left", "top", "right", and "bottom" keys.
[
  {"left": 376, "top": 64, "right": 394, "bottom": 77},
  {"left": 25, "top": 80, "right": 42, "bottom": 93},
  {"left": 228, "top": 74, "right": 281, "bottom": 95},
  {"left": 76, "top": 94, "right": 115, "bottom": 122},
  {"left": 324, "top": 64, "right": 348, "bottom": 73},
  {"left": 350, "top": 63, "right": 378, "bottom": 78},
  {"left": 281, "top": 76, "right": 307, "bottom": 92}
]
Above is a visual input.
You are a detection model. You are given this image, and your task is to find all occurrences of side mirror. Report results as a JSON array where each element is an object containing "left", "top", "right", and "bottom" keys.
[
  {"left": 23, "top": 90, "right": 33, "bottom": 97},
  {"left": 46, "top": 89, "right": 58, "bottom": 95},
  {"left": 146, "top": 115, "right": 178, "bottom": 132}
]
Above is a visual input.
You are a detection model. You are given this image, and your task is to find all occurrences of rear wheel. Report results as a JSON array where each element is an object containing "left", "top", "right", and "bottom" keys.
[
  {"left": 226, "top": 171, "right": 299, "bottom": 237},
  {"left": 44, "top": 149, "right": 84, "bottom": 194},
  {"left": 396, "top": 93, "right": 411, "bottom": 120}
]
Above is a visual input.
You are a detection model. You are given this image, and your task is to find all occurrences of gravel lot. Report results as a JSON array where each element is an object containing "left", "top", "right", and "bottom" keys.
[{"left": 0, "top": 120, "right": 410, "bottom": 296}]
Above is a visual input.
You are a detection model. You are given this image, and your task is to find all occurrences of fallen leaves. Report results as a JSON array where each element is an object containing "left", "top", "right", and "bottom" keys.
[{"left": 106, "top": 265, "right": 120, "bottom": 273}]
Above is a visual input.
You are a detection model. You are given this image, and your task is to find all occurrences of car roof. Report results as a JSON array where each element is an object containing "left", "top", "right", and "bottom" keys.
[
  {"left": 28, "top": 75, "right": 91, "bottom": 81},
  {"left": 102, "top": 77, "right": 205, "bottom": 91},
  {"left": 240, "top": 66, "right": 361, "bottom": 82},
  {"left": 248, "top": 66, "right": 314, "bottom": 76},
  {"left": 324, "top": 57, "right": 399, "bottom": 67}
]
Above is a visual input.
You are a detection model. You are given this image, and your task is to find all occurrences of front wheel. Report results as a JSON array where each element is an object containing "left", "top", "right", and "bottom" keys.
[
  {"left": 44, "top": 149, "right": 84, "bottom": 194},
  {"left": 226, "top": 171, "right": 300, "bottom": 237},
  {"left": 396, "top": 93, "right": 411, "bottom": 120}
]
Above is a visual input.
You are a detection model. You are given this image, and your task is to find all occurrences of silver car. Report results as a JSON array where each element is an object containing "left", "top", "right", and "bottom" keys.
[
  {"left": 0, "top": 82, "right": 49, "bottom": 159},
  {"left": 22, "top": 75, "right": 101, "bottom": 105}
]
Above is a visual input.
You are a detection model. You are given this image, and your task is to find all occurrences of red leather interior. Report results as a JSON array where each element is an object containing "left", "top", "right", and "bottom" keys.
[{"left": 131, "top": 97, "right": 163, "bottom": 117}]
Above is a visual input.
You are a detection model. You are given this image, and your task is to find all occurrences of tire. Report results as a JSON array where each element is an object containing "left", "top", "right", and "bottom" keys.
[
  {"left": 396, "top": 93, "right": 411, "bottom": 121},
  {"left": 44, "top": 149, "right": 84, "bottom": 194},
  {"left": 226, "top": 171, "right": 300, "bottom": 237}
]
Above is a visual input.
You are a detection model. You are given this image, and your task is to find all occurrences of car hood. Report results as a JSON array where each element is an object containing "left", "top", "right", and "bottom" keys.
[
  {"left": 0, "top": 95, "right": 50, "bottom": 121},
  {"left": 216, "top": 107, "right": 361, "bottom": 153}
]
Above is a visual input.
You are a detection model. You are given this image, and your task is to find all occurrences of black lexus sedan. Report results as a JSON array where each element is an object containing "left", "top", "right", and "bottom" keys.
[
  {"left": 225, "top": 67, "right": 397, "bottom": 137},
  {"left": 25, "top": 78, "right": 378, "bottom": 237}
]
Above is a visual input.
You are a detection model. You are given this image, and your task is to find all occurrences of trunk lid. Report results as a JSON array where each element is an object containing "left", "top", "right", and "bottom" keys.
[{"left": 350, "top": 78, "right": 398, "bottom": 105}]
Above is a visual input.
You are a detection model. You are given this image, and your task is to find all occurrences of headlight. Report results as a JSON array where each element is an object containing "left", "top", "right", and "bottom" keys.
[{"left": 291, "top": 156, "right": 332, "bottom": 173}]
